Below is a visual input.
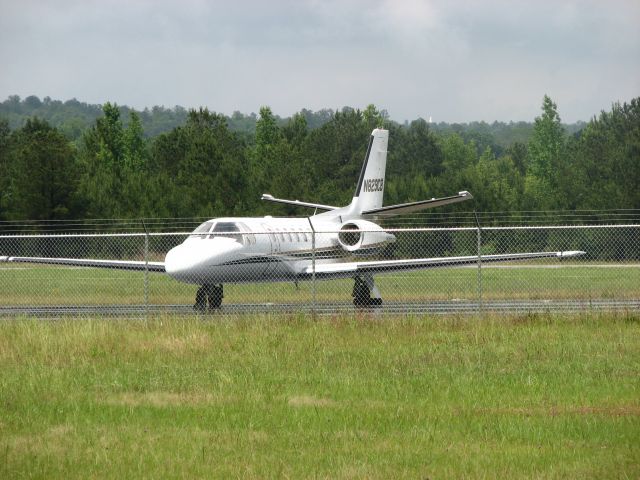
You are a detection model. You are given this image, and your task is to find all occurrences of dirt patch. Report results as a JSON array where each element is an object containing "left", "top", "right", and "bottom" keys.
[
  {"left": 101, "top": 391, "right": 227, "bottom": 407},
  {"left": 48, "top": 424, "right": 75, "bottom": 436},
  {"left": 560, "top": 405, "right": 640, "bottom": 416},
  {"left": 288, "top": 395, "right": 337, "bottom": 408},
  {"left": 8, "top": 424, "right": 75, "bottom": 455},
  {"left": 247, "top": 430, "right": 269, "bottom": 442},
  {"left": 475, "top": 405, "right": 640, "bottom": 417}
]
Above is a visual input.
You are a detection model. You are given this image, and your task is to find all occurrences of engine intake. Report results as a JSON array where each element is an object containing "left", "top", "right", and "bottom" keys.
[{"left": 337, "top": 220, "right": 395, "bottom": 254}]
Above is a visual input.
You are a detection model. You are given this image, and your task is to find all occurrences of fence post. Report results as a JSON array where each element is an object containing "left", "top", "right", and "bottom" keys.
[
  {"left": 142, "top": 220, "right": 149, "bottom": 317},
  {"left": 307, "top": 218, "right": 316, "bottom": 319},
  {"left": 474, "top": 212, "right": 483, "bottom": 314}
]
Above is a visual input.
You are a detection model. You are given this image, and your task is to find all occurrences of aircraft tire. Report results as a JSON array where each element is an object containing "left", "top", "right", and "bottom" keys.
[
  {"left": 352, "top": 277, "right": 369, "bottom": 307},
  {"left": 194, "top": 286, "right": 207, "bottom": 312},
  {"left": 352, "top": 277, "right": 382, "bottom": 307},
  {"left": 369, "top": 297, "right": 383, "bottom": 307},
  {"left": 208, "top": 284, "right": 223, "bottom": 309}
]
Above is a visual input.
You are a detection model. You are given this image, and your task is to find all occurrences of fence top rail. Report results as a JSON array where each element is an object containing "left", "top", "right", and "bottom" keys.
[
  {"left": 479, "top": 224, "right": 640, "bottom": 231},
  {"left": 0, "top": 224, "right": 639, "bottom": 239}
]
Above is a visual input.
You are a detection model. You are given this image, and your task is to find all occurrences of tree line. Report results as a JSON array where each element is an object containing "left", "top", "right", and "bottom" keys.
[
  {"left": 0, "top": 94, "right": 587, "bottom": 145},
  {"left": 0, "top": 95, "right": 332, "bottom": 141},
  {"left": 0, "top": 96, "right": 638, "bottom": 226}
]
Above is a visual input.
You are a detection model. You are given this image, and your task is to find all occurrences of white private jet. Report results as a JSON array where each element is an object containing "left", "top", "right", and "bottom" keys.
[{"left": 1, "top": 128, "right": 584, "bottom": 310}]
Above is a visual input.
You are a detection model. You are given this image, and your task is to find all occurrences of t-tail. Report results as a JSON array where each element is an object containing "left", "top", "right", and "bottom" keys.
[
  {"left": 261, "top": 127, "right": 474, "bottom": 218},
  {"left": 349, "top": 128, "right": 389, "bottom": 215}
]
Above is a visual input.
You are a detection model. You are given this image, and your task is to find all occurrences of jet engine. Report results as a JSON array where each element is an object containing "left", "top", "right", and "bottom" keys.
[{"left": 337, "top": 220, "right": 395, "bottom": 254}]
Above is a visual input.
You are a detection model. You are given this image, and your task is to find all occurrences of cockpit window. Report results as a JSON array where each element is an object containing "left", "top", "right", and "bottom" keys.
[
  {"left": 215, "top": 222, "right": 256, "bottom": 245},
  {"left": 211, "top": 222, "right": 243, "bottom": 242},
  {"left": 190, "top": 221, "right": 256, "bottom": 244},
  {"left": 190, "top": 221, "right": 213, "bottom": 238}
]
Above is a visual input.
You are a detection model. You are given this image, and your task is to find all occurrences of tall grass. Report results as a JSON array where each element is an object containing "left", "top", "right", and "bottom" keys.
[{"left": 0, "top": 313, "right": 639, "bottom": 478}]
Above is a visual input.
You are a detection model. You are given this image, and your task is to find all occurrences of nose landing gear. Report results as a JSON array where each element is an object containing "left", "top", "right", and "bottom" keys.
[{"left": 194, "top": 284, "right": 224, "bottom": 311}]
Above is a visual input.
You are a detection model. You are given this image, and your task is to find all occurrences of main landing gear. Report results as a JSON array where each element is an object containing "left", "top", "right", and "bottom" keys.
[
  {"left": 193, "top": 277, "right": 381, "bottom": 310},
  {"left": 194, "top": 284, "right": 223, "bottom": 312},
  {"left": 352, "top": 274, "right": 383, "bottom": 308}
]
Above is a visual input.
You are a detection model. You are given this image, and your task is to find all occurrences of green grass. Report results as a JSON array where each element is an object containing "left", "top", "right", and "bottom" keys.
[
  {"left": 1, "top": 313, "right": 639, "bottom": 478},
  {"left": 1, "top": 262, "right": 639, "bottom": 305}
]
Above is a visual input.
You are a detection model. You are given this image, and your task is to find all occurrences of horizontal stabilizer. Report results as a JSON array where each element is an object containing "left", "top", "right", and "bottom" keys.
[
  {"left": 261, "top": 194, "right": 338, "bottom": 211},
  {"left": 362, "top": 191, "right": 473, "bottom": 218}
]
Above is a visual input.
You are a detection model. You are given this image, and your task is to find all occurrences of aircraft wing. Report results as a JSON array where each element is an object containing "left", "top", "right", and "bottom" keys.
[
  {"left": 302, "top": 250, "right": 585, "bottom": 278},
  {"left": 362, "top": 191, "right": 473, "bottom": 218},
  {"left": 0, "top": 256, "right": 166, "bottom": 272}
]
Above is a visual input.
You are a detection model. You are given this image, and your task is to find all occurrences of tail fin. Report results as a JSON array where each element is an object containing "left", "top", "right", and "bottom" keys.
[{"left": 351, "top": 128, "right": 388, "bottom": 214}]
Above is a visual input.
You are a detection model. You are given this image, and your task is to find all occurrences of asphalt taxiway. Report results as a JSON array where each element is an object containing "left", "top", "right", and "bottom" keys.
[{"left": 1, "top": 299, "right": 638, "bottom": 318}]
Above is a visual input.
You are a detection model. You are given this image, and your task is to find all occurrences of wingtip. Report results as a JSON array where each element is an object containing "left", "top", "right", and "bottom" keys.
[{"left": 559, "top": 250, "right": 586, "bottom": 258}]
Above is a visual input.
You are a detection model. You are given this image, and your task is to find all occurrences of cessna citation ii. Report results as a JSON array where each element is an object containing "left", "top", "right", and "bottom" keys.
[{"left": 2, "top": 128, "right": 584, "bottom": 310}]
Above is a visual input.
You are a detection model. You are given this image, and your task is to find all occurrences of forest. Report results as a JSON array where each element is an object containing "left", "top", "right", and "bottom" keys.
[{"left": 0, "top": 95, "right": 638, "bottom": 228}]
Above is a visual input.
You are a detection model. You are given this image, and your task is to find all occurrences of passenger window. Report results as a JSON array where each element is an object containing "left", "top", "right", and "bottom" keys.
[
  {"left": 262, "top": 224, "right": 276, "bottom": 242},
  {"left": 238, "top": 222, "right": 255, "bottom": 245}
]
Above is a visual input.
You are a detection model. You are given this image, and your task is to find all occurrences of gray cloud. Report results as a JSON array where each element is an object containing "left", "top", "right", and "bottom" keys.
[{"left": 1, "top": 0, "right": 638, "bottom": 122}]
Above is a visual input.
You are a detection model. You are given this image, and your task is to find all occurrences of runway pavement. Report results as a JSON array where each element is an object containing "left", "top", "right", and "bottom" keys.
[{"left": 1, "top": 299, "right": 638, "bottom": 318}]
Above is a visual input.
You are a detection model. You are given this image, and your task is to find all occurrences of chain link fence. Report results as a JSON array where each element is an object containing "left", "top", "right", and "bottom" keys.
[{"left": 1, "top": 224, "right": 639, "bottom": 317}]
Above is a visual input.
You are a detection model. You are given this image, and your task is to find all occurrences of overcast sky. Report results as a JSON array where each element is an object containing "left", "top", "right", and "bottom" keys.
[{"left": 1, "top": 0, "right": 638, "bottom": 123}]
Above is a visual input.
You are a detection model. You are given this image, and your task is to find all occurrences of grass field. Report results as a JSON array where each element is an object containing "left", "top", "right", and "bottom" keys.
[
  {"left": 1, "top": 262, "right": 640, "bottom": 306},
  {"left": 1, "top": 313, "right": 638, "bottom": 478}
]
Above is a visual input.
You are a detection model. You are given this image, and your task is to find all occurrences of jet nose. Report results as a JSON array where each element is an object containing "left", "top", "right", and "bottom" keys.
[
  {"left": 164, "top": 245, "right": 187, "bottom": 279},
  {"left": 164, "top": 239, "right": 242, "bottom": 284}
]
